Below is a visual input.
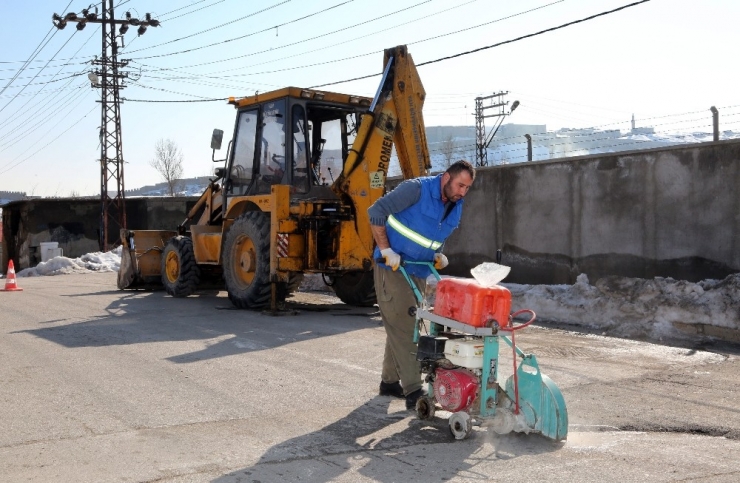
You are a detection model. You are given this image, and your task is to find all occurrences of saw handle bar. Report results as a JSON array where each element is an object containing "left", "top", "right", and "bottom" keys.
[
  {"left": 374, "top": 258, "right": 441, "bottom": 280},
  {"left": 500, "top": 309, "right": 536, "bottom": 332}
]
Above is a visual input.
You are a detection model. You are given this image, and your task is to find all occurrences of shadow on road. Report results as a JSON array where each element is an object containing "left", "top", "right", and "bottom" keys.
[
  {"left": 16, "top": 289, "right": 377, "bottom": 363},
  {"left": 212, "top": 396, "right": 562, "bottom": 482}
]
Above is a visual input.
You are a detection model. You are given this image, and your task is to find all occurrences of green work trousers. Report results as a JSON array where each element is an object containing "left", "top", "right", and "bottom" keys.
[{"left": 374, "top": 266, "right": 426, "bottom": 396}]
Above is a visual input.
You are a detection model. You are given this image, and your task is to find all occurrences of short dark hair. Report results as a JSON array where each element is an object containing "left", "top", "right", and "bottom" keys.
[{"left": 446, "top": 160, "right": 476, "bottom": 181}]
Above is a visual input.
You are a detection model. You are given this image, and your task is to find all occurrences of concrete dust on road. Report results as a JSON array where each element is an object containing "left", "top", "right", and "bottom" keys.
[{"left": 1, "top": 272, "right": 739, "bottom": 482}]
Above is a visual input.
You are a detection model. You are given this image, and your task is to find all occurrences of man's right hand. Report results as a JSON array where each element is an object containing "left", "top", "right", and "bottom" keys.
[{"left": 380, "top": 248, "right": 401, "bottom": 271}]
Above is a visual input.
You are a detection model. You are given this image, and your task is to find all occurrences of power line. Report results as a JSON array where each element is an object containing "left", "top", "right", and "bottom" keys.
[
  {"left": 0, "top": 28, "right": 57, "bottom": 95},
  {"left": 0, "top": 0, "right": 73, "bottom": 97},
  {"left": 131, "top": 0, "right": 357, "bottom": 61},
  {"left": 134, "top": 73, "right": 277, "bottom": 95},
  {"left": 0, "top": 85, "right": 90, "bottom": 150},
  {"left": 0, "top": 31, "right": 78, "bottom": 116},
  {"left": 131, "top": 82, "right": 226, "bottom": 100},
  {"left": 143, "top": 0, "right": 479, "bottom": 78},
  {"left": 119, "top": 0, "right": 570, "bottom": 102},
  {"left": 122, "top": 97, "right": 228, "bottom": 103},
  {"left": 0, "top": 25, "right": 99, "bottom": 142},
  {"left": 0, "top": 80, "right": 87, "bottom": 141},
  {"left": 0, "top": 105, "right": 97, "bottom": 176},
  {"left": 310, "top": 0, "right": 652, "bottom": 88},
  {"left": 159, "top": 0, "right": 225, "bottom": 20},
  {"left": 137, "top": 0, "right": 433, "bottom": 71},
  {"left": 159, "top": 0, "right": 218, "bottom": 20},
  {"left": 191, "top": 0, "right": 558, "bottom": 86},
  {"left": 125, "top": 0, "right": 292, "bottom": 54}
]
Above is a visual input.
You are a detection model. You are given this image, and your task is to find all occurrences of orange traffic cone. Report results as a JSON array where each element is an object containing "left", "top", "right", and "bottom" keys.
[{"left": 1, "top": 260, "right": 23, "bottom": 292}]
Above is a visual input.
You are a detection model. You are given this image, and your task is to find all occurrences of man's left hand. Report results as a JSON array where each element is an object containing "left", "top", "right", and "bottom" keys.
[{"left": 433, "top": 253, "right": 448, "bottom": 270}]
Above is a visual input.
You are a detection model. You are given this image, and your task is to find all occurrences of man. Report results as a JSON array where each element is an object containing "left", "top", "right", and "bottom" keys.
[{"left": 368, "top": 160, "right": 476, "bottom": 410}]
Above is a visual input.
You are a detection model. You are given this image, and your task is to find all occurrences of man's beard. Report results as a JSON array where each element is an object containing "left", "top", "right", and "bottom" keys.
[{"left": 443, "top": 180, "right": 461, "bottom": 202}]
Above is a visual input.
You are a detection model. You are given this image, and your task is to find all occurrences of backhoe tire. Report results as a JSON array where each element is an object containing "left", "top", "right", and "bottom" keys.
[
  {"left": 161, "top": 236, "right": 200, "bottom": 297},
  {"left": 332, "top": 270, "right": 377, "bottom": 307},
  {"left": 223, "top": 212, "right": 272, "bottom": 309}
]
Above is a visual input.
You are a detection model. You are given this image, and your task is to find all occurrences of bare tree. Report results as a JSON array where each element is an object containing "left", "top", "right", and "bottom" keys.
[
  {"left": 441, "top": 134, "right": 457, "bottom": 168},
  {"left": 150, "top": 138, "right": 184, "bottom": 196}
]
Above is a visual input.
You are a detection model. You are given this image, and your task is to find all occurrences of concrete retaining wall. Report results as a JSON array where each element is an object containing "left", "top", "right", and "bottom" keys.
[{"left": 444, "top": 139, "right": 740, "bottom": 284}]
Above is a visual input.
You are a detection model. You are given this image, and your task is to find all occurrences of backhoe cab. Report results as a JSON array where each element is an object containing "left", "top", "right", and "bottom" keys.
[{"left": 118, "top": 45, "right": 430, "bottom": 310}]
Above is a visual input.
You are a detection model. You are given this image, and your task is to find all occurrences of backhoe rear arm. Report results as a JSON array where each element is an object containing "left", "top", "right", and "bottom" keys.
[{"left": 332, "top": 45, "right": 431, "bottom": 262}]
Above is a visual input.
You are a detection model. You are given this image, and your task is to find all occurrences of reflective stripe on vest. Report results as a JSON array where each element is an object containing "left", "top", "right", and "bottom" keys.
[{"left": 387, "top": 214, "right": 443, "bottom": 250}]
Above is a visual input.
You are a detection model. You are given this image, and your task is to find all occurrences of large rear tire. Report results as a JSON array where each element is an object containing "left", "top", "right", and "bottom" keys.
[
  {"left": 161, "top": 236, "right": 200, "bottom": 297},
  {"left": 332, "top": 270, "right": 377, "bottom": 307},
  {"left": 223, "top": 212, "right": 272, "bottom": 309}
]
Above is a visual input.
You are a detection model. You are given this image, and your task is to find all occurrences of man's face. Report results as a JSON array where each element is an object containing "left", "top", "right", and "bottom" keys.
[{"left": 442, "top": 171, "right": 474, "bottom": 202}]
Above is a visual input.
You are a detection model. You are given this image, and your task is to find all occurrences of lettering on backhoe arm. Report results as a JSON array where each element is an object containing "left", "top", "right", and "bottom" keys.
[{"left": 378, "top": 135, "right": 392, "bottom": 174}]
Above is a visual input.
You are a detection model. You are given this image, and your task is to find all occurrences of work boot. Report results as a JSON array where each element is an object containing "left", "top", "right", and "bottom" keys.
[
  {"left": 379, "top": 381, "right": 404, "bottom": 398},
  {"left": 405, "top": 388, "right": 424, "bottom": 410}
]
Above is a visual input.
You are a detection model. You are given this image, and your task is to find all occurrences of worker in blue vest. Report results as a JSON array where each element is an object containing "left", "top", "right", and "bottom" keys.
[{"left": 368, "top": 160, "right": 476, "bottom": 410}]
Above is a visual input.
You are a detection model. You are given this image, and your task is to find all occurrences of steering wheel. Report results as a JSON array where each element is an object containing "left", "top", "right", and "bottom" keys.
[{"left": 231, "top": 164, "right": 247, "bottom": 179}]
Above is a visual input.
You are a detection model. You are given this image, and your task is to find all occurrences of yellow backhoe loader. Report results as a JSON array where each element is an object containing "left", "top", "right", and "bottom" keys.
[{"left": 118, "top": 45, "right": 431, "bottom": 309}]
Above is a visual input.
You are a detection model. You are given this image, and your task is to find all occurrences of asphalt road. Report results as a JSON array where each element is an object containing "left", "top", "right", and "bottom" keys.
[{"left": 1, "top": 272, "right": 739, "bottom": 482}]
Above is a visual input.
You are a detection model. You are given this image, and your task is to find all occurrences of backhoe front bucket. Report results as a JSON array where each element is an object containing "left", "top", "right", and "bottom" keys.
[
  {"left": 117, "top": 229, "right": 177, "bottom": 289},
  {"left": 505, "top": 354, "right": 568, "bottom": 441}
]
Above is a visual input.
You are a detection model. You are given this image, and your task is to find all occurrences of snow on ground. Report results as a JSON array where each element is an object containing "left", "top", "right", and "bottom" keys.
[
  {"left": 16, "top": 247, "right": 121, "bottom": 277},
  {"left": 7, "top": 248, "right": 738, "bottom": 343},
  {"left": 505, "top": 273, "right": 740, "bottom": 342}
]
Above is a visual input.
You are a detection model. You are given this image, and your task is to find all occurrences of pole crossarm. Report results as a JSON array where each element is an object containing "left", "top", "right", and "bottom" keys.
[{"left": 52, "top": 8, "right": 160, "bottom": 36}]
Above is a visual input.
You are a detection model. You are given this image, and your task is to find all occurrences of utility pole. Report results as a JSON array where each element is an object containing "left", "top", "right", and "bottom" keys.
[
  {"left": 474, "top": 97, "right": 487, "bottom": 167},
  {"left": 473, "top": 92, "right": 519, "bottom": 167},
  {"left": 52, "top": 3, "right": 159, "bottom": 251}
]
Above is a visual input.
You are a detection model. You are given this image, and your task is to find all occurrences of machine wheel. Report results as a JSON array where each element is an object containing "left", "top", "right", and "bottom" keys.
[
  {"left": 223, "top": 212, "right": 271, "bottom": 309},
  {"left": 331, "top": 270, "right": 377, "bottom": 307},
  {"left": 448, "top": 412, "right": 473, "bottom": 440},
  {"left": 161, "top": 236, "right": 200, "bottom": 297},
  {"left": 416, "top": 396, "right": 436, "bottom": 421}
]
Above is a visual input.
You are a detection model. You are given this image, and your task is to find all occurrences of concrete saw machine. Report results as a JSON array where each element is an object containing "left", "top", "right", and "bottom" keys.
[{"left": 400, "top": 260, "right": 568, "bottom": 441}]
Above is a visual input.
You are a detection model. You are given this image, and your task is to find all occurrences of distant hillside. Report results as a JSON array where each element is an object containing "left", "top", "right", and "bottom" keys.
[{"left": 126, "top": 176, "right": 212, "bottom": 197}]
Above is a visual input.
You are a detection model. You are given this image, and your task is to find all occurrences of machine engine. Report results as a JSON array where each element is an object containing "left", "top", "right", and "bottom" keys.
[
  {"left": 417, "top": 335, "right": 481, "bottom": 413},
  {"left": 433, "top": 368, "right": 479, "bottom": 412}
]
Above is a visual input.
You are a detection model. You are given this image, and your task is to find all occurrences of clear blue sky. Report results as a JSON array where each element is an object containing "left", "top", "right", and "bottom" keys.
[{"left": 1, "top": 0, "right": 738, "bottom": 197}]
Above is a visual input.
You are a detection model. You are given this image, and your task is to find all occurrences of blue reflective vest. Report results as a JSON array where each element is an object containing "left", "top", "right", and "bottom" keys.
[{"left": 374, "top": 174, "right": 464, "bottom": 278}]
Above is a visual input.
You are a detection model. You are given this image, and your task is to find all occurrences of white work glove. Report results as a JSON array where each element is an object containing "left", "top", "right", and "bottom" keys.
[
  {"left": 433, "top": 253, "right": 449, "bottom": 270},
  {"left": 380, "top": 248, "right": 401, "bottom": 271}
]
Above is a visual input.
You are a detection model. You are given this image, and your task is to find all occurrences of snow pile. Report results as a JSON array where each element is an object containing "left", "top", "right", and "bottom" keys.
[
  {"left": 505, "top": 273, "right": 740, "bottom": 341},
  {"left": 17, "top": 246, "right": 121, "bottom": 277}
]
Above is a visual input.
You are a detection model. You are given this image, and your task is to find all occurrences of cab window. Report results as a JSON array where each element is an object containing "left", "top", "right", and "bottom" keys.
[
  {"left": 257, "top": 100, "right": 287, "bottom": 189},
  {"left": 291, "top": 104, "right": 309, "bottom": 193},
  {"left": 229, "top": 109, "right": 258, "bottom": 196}
]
